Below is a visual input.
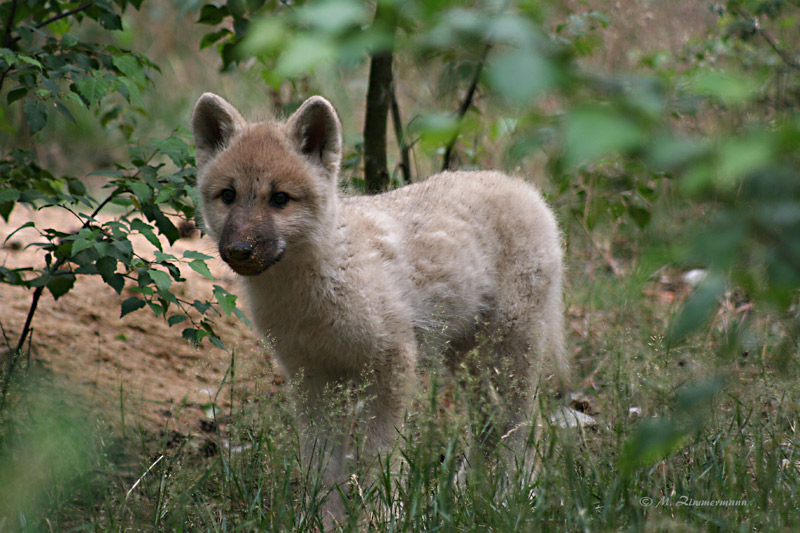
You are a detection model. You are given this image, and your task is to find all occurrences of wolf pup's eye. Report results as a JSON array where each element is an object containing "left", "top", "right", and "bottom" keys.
[
  {"left": 220, "top": 188, "right": 236, "bottom": 205},
  {"left": 269, "top": 192, "right": 290, "bottom": 208}
]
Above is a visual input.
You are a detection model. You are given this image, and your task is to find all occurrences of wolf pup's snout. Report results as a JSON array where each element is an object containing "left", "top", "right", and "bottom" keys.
[
  {"left": 218, "top": 209, "right": 286, "bottom": 276},
  {"left": 219, "top": 236, "right": 285, "bottom": 276},
  {"left": 225, "top": 241, "right": 253, "bottom": 261}
]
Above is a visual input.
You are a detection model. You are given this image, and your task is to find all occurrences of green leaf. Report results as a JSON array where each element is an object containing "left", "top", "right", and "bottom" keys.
[
  {"left": 276, "top": 35, "right": 336, "bottom": 76},
  {"left": 142, "top": 204, "right": 180, "bottom": 244},
  {"left": 97, "top": 256, "right": 124, "bottom": 294},
  {"left": 0, "top": 48, "right": 16, "bottom": 65},
  {"left": 487, "top": 48, "right": 555, "bottom": 104},
  {"left": 116, "top": 77, "right": 144, "bottom": 107},
  {"left": 147, "top": 300, "right": 166, "bottom": 316},
  {"left": 121, "top": 297, "right": 147, "bottom": 317},
  {"left": 239, "top": 17, "right": 285, "bottom": 56},
  {"left": 7, "top": 86, "right": 28, "bottom": 105},
  {"left": 182, "top": 327, "right": 208, "bottom": 346},
  {"left": 111, "top": 239, "right": 134, "bottom": 263},
  {"left": 297, "top": 0, "right": 368, "bottom": 34},
  {"left": 192, "top": 299, "right": 212, "bottom": 315},
  {"left": 49, "top": 18, "right": 70, "bottom": 37},
  {"left": 668, "top": 273, "right": 726, "bottom": 344},
  {"left": 61, "top": 33, "right": 79, "bottom": 47},
  {"left": 75, "top": 74, "right": 112, "bottom": 107},
  {"left": 53, "top": 102, "right": 76, "bottom": 124},
  {"left": 209, "top": 335, "right": 226, "bottom": 350},
  {"left": 168, "top": 314, "right": 187, "bottom": 326},
  {"left": 647, "top": 134, "right": 709, "bottom": 171},
  {"left": 98, "top": 11, "right": 123, "bottom": 30},
  {"left": 0, "top": 202, "right": 13, "bottom": 222},
  {"left": 564, "top": 106, "right": 644, "bottom": 168},
  {"left": 260, "top": 68, "right": 284, "bottom": 91},
  {"left": 213, "top": 284, "right": 237, "bottom": 316},
  {"left": 200, "top": 28, "right": 232, "bottom": 50},
  {"left": 4, "top": 221, "right": 34, "bottom": 243},
  {"left": 183, "top": 250, "right": 214, "bottom": 260},
  {"left": 154, "top": 186, "right": 176, "bottom": 204},
  {"left": 107, "top": 273, "right": 125, "bottom": 294},
  {"left": 198, "top": 4, "right": 229, "bottom": 24},
  {"left": 46, "top": 272, "right": 76, "bottom": 300},
  {"left": 228, "top": 0, "right": 246, "bottom": 18},
  {"left": 71, "top": 238, "right": 95, "bottom": 255},
  {"left": 620, "top": 418, "right": 688, "bottom": 475},
  {"left": 154, "top": 251, "right": 178, "bottom": 263},
  {"left": 88, "top": 169, "right": 125, "bottom": 179},
  {"left": 410, "top": 113, "right": 461, "bottom": 150},
  {"left": 0, "top": 189, "right": 21, "bottom": 204},
  {"left": 0, "top": 105, "right": 16, "bottom": 135},
  {"left": 189, "top": 259, "right": 214, "bottom": 280},
  {"left": 23, "top": 99, "right": 47, "bottom": 135},
  {"left": 148, "top": 269, "right": 172, "bottom": 291},
  {"left": 688, "top": 70, "right": 760, "bottom": 105},
  {"left": 233, "top": 307, "right": 252, "bottom": 328},
  {"left": 157, "top": 288, "right": 179, "bottom": 305},
  {"left": 112, "top": 54, "right": 146, "bottom": 85},
  {"left": 716, "top": 134, "right": 775, "bottom": 188},
  {"left": 0, "top": 266, "right": 29, "bottom": 286},
  {"left": 627, "top": 205, "right": 651, "bottom": 229},
  {"left": 130, "top": 218, "right": 162, "bottom": 251},
  {"left": 14, "top": 27, "right": 32, "bottom": 45},
  {"left": 16, "top": 54, "right": 43, "bottom": 69},
  {"left": 674, "top": 376, "right": 724, "bottom": 413},
  {"left": 96, "top": 256, "right": 117, "bottom": 279},
  {"left": 150, "top": 136, "right": 191, "bottom": 167}
]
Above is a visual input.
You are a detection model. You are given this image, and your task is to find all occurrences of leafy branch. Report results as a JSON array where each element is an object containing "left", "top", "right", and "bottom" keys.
[
  {"left": 728, "top": 4, "right": 800, "bottom": 72},
  {"left": 2, "top": 0, "right": 17, "bottom": 48},
  {"left": 390, "top": 83, "right": 411, "bottom": 184},
  {"left": 7, "top": 2, "right": 95, "bottom": 47},
  {"left": 1, "top": 0, "right": 246, "bottom": 412},
  {"left": 442, "top": 43, "right": 491, "bottom": 171}
]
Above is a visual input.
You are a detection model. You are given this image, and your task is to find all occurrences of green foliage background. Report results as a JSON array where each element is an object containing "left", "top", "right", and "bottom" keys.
[{"left": 1, "top": 0, "right": 800, "bottom": 530}]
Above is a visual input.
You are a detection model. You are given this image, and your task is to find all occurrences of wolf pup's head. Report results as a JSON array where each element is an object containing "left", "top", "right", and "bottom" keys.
[{"left": 191, "top": 94, "right": 342, "bottom": 276}]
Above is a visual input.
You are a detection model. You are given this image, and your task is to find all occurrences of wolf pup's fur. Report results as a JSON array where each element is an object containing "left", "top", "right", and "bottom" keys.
[{"left": 192, "top": 93, "right": 567, "bottom": 519}]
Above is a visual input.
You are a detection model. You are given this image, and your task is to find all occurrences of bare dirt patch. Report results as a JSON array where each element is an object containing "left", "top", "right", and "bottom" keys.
[{"left": 0, "top": 207, "right": 278, "bottom": 437}]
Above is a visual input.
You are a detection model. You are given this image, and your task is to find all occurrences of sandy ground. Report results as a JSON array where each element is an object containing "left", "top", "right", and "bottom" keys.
[{"left": 0, "top": 206, "right": 278, "bottom": 437}]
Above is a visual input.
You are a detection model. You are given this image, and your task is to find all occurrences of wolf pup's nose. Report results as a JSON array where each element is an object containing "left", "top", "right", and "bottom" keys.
[{"left": 226, "top": 242, "right": 253, "bottom": 261}]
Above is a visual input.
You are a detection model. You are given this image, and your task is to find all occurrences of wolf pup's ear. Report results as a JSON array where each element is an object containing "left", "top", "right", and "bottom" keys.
[
  {"left": 286, "top": 96, "right": 342, "bottom": 180},
  {"left": 192, "top": 93, "right": 246, "bottom": 169}
]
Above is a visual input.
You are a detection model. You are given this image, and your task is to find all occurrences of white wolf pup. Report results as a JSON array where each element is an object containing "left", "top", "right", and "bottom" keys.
[{"left": 192, "top": 93, "right": 567, "bottom": 520}]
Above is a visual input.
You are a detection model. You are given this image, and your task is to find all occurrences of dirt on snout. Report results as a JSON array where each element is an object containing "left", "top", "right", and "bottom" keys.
[{"left": 0, "top": 207, "right": 280, "bottom": 439}]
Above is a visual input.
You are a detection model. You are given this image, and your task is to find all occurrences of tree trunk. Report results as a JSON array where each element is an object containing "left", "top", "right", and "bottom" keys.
[
  {"left": 364, "top": 51, "right": 393, "bottom": 194},
  {"left": 363, "top": 1, "right": 397, "bottom": 194}
]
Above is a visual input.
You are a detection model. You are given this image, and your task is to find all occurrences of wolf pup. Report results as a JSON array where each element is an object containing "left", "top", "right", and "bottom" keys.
[{"left": 192, "top": 93, "right": 567, "bottom": 520}]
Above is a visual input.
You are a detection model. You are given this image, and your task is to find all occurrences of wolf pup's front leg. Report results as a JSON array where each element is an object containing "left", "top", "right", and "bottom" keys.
[
  {"left": 191, "top": 93, "right": 417, "bottom": 526},
  {"left": 294, "top": 335, "right": 416, "bottom": 525}
]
